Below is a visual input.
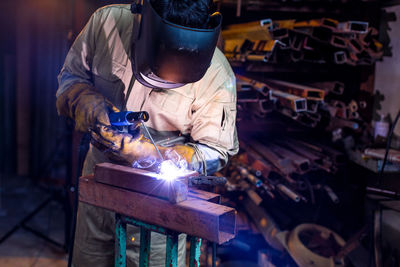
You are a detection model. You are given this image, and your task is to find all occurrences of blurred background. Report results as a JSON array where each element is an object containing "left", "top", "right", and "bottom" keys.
[{"left": 0, "top": 0, "right": 399, "bottom": 266}]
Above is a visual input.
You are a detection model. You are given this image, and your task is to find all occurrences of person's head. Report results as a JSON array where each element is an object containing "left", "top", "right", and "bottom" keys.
[
  {"left": 131, "top": 0, "right": 222, "bottom": 89},
  {"left": 150, "top": 0, "right": 210, "bottom": 29}
]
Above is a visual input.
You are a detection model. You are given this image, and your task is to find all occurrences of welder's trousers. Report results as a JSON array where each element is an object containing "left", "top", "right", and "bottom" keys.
[{"left": 72, "top": 202, "right": 187, "bottom": 267}]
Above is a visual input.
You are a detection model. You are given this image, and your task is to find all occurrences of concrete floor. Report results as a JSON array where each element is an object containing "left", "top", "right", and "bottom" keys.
[{"left": 0, "top": 174, "right": 67, "bottom": 267}]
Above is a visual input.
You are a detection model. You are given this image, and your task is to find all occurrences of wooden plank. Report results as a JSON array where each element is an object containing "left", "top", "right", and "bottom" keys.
[
  {"left": 79, "top": 175, "right": 236, "bottom": 244},
  {"left": 94, "top": 163, "right": 197, "bottom": 204}
]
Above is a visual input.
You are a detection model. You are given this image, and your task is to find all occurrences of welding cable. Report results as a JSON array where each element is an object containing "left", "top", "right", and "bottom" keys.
[
  {"left": 67, "top": 133, "right": 91, "bottom": 267},
  {"left": 378, "top": 109, "right": 400, "bottom": 185}
]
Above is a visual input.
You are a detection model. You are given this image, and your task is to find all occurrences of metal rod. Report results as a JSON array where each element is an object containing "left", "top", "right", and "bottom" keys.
[{"left": 141, "top": 121, "right": 164, "bottom": 161}]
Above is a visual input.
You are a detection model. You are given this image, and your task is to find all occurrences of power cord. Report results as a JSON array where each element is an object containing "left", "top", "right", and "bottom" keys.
[{"left": 378, "top": 109, "right": 400, "bottom": 185}]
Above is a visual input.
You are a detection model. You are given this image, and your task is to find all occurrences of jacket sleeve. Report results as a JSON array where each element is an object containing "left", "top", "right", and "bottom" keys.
[
  {"left": 56, "top": 10, "right": 101, "bottom": 97},
  {"left": 188, "top": 69, "right": 239, "bottom": 175}
]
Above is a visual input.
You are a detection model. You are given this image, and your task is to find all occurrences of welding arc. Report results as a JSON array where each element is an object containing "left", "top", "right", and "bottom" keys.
[{"left": 141, "top": 120, "right": 164, "bottom": 161}]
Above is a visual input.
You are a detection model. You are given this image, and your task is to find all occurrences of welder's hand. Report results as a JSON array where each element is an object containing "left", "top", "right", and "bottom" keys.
[
  {"left": 164, "top": 145, "right": 195, "bottom": 166},
  {"left": 90, "top": 124, "right": 163, "bottom": 166},
  {"left": 90, "top": 125, "right": 196, "bottom": 168},
  {"left": 56, "top": 83, "right": 119, "bottom": 132}
]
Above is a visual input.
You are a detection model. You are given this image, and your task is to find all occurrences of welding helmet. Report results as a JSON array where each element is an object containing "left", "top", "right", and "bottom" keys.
[{"left": 131, "top": 0, "right": 222, "bottom": 89}]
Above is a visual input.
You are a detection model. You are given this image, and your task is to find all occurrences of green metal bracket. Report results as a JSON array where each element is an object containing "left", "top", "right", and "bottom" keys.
[
  {"left": 123, "top": 217, "right": 168, "bottom": 235},
  {"left": 115, "top": 214, "right": 203, "bottom": 267},
  {"left": 139, "top": 227, "right": 151, "bottom": 267},
  {"left": 189, "top": 236, "right": 202, "bottom": 267},
  {"left": 165, "top": 233, "right": 179, "bottom": 267},
  {"left": 115, "top": 214, "right": 127, "bottom": 267}
]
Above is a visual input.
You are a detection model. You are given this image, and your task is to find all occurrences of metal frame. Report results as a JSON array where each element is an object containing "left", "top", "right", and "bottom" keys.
[{"left": 114, "top": 214, "right": 202, "bottom": 267}]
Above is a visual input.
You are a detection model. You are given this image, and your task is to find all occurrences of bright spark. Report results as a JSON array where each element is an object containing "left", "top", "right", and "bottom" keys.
[{"left": 158, "top": 160, "right": 190, "bottom": 182}]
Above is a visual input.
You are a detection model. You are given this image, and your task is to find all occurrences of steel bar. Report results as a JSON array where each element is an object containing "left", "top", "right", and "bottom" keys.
[
  {"left": 309, "top": 81, "right": 344, "bottom": 95},
  {"left": 240, "top": 143, "right": 274, "bottom": 178},
  {"left": 222, "top": 20, "right": 273, "bottom": 40},
  {"left": 235, "top": 74, "right": 271, "bottom": 97},
  {"left": 166, "top": 234, "right": 179, "bottom": 267},
  {"left": 323, "top": 185, "right": 339, "bottom": 204},
  {"left": 265, "top": 79, "right": 325, "bottom": 101},
  {"left": 248, "top": 141, "right": 296, "bottom": 181},
  {"left": 337, "top": 21, "right": 368, "bottom": 34},
  {"left": 330, "top": 35, "right": 348, "bottom": 48},
  {"left": 277, "top": 140, "right": 332, "bottom": 172},
  {"left": 79, "top": 176, "right": 236, "bottom": 244},
  {"left": 276, "top": 184, "right": 301, "bottom": 202},
  {"left": 270, "top": 90, "right": 307, "bottom": 112},
  {"left": 94, "top": 163, "right": 194, "bottom": 203},
  {"left": 241, "top": 196, "right": 284, "bottom": 251},
  {"left": 269, "top": 143, "right": 310, "bottom": 173}
]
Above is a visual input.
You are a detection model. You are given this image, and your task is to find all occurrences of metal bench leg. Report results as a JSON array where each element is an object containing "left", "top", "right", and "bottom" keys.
[
  {"left": 139, "top": 227, "right": 151, "bottom": 267},
  {"left": 189, "top": 236, "right": 202, "bottom": 267},
  {"left": 115, "top": 214, "right": 127, "bottom": 267},
  {"left": 165, "top": 233, "right": 179, "bottom": 267}
]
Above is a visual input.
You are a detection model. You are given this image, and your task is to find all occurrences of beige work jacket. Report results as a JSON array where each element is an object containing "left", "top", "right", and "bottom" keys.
[{"left": 57, "top": 4, "right": 238, "bottom": 175}]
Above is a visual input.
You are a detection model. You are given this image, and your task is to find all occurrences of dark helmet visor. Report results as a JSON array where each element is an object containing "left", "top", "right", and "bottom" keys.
[{"left": 131, "top": 0, "right": 222, "bottom": 88}]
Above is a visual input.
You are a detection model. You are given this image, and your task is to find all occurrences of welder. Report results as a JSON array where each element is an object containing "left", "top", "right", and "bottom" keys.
[{"left": 55, "top": 0, "right": 238, "bottom": 266}]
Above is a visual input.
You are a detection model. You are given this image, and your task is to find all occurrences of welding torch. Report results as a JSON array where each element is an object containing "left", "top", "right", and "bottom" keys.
[{"left": 109, "top": 111, "right": 164, "bottom": 160}]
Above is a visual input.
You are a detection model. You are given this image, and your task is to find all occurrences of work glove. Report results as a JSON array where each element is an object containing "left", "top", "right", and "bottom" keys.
[
  {"left": 90, "top": 124, "right": 195, "bottom": 170},
  {"left": 56, "top": 83, "right": 119, "bottom": 132}
]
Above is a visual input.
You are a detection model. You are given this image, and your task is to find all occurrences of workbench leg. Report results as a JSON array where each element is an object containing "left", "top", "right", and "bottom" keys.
[
  {"left": 189, "top": 236, "right": 202, "bottom": 267},
  {"left": 139, "top": 227, "right": 151, "bottom": 267},
  {"left": 115, "top": 214, "right": 127, "bottom": 267},
  {"left": 165, "top": 233, "right": 178, "bottom": 267}
]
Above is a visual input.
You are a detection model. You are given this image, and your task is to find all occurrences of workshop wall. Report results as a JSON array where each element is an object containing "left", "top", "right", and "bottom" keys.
[
  {"left": 375, "top": 5, "right": 400, "bottom": 136},
  {"left": 0, "top": 1, "right": 17, "bottom": 174},
  {"left": 13, "top": 0, "right": 72, "bottom": 178}
]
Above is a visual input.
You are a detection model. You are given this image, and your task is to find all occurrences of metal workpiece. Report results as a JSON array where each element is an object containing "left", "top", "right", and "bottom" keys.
[{"left": 80, "top": 173, "right": 237, "bottom": 244}]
